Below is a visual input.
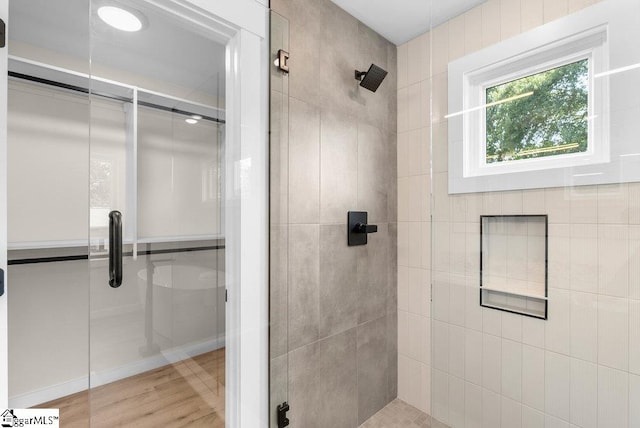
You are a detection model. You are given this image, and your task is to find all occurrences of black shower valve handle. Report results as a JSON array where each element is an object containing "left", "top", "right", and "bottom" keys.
[
  {"left": 347, "top": 211, "right": 376, "bottom": 246},
  {"left": 354, "top": 222, "right": 378, "bottom": 234}
]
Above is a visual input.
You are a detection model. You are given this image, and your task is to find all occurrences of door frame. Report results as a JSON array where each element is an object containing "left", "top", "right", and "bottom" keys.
[{"left": 0, "top": 1, "right": 269, "bottom": 427}]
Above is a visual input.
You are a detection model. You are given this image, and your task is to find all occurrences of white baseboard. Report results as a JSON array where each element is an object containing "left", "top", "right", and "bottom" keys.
[
  {"left": 9, "top": 376, "right": 88, "bottom": 409},
  {"left": 9, "top": 336, "right": 225, "bottom": 409},
  {"left": 90, "top": 336, "right": 225, "bottom": 387}
]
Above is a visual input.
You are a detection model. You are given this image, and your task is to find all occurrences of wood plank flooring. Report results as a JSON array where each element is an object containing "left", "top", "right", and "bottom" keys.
[{"left": 36, "top": 348, "right": 225, "bottom": 428}]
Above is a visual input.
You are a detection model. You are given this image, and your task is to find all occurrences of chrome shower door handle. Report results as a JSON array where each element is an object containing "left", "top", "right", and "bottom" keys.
[{"left": 109, "top": 210, "right": 123, "bottom": 288}]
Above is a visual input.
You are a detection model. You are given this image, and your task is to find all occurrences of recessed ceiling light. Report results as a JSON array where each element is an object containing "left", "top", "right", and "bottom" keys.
[
  {"left": 185, "top": 118, "right": 198, "bottom": 125},
  {"left": 191, "top": 115, "right": 203, "bottom": 120},
  {"left": 98, "top": 6, "right": 143, "bottom": 32}
]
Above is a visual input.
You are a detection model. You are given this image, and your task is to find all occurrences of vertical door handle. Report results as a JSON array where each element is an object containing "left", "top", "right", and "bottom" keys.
[{"left": 109, "top": 210, "right": 123, "bottom": 288}]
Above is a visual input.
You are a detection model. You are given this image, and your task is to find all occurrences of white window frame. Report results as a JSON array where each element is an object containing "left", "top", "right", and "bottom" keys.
[
  {"left": 476, "top": 53, "right": 595, "bottom": 176},
  {"left": 447, "top": 0, "right": 640, "bottom": 194}
]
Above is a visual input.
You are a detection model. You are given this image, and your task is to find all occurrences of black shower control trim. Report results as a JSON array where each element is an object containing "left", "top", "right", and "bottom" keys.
[{"left": 348, "top": 211, "right": 378, "bottom": 246}]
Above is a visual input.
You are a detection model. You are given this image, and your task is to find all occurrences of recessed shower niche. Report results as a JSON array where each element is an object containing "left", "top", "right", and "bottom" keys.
[{"left": 480, "top": 215, "right": 548, "bottom": 319}]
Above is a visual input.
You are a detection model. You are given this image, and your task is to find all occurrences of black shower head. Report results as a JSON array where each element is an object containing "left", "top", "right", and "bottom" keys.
[{"left": 355, "top": 64, "right": 388, "bottom": 92}]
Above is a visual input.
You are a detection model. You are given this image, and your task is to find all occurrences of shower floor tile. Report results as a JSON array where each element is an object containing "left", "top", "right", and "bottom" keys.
[{"left": 359, "top": 399, "right": 450, "bottom": 428}]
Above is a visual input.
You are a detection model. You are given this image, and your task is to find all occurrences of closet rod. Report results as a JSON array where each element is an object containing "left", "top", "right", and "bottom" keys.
[{"left": 8, "top": 71, "right": 225, "bottom": 124}]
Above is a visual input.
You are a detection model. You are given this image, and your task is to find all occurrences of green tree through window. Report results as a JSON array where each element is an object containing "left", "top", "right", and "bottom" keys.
[{"left": 485, "top": 59, "right": 589, "bottom": 163}]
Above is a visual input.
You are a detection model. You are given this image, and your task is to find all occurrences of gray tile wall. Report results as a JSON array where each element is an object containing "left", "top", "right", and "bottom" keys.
[{"left": 269, "top": 1, "right": 398, "bottom": 426}]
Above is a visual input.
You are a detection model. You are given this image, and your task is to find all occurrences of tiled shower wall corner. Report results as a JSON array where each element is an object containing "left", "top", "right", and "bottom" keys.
[
  {"left": 269, "top": 0, "right": 398, "bottom": 426},
  {"left": 398, "top": 0, "right": 640, "bottom": 427}
]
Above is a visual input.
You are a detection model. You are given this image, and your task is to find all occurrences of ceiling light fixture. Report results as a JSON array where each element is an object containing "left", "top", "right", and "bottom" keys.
[
  {"left": 98, "top": 6, "right": 144, "bottom": 32},
  {"left": 185, "top": 118, "right": 198, "bottom": 125},
  {"left": 191, "top": 115, "right": 203, "bottom": 120}
]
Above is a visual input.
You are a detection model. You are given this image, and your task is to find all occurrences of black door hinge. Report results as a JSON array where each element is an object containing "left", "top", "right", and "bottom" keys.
[
  {"left": 0, "top": 268, "right": 4, "bottom": 297},
  {"left": 277, "top": 402, "right": 290, "bottom": 427},
  {"left": 0, "top": 19, "right": 5, "bottom": 48}
]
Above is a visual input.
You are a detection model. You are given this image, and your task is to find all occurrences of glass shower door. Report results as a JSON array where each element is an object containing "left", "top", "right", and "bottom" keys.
[
  {"left": 87, "top": 1, "right": 226, "bottom": 425},
  {"left": 269, "top": 9, "right": 290, "bottom": 427},
  {"left": 6, "top": 0, "right": 91, "bottom": 414}
]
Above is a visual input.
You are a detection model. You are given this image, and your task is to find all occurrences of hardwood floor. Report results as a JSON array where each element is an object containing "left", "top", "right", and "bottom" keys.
[{"left": 37, "top": 349, "right": 225, "bottom": 428}]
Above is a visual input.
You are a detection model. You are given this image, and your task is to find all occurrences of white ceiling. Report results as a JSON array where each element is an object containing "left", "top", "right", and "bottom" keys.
[{"left": 330, "top": 0, "right": 488, "bottom": 45}]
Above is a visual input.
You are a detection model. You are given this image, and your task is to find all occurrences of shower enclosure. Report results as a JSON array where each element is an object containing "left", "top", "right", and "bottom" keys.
[{"left": 270, "top": 0, "right": 640, "bottom": 427}]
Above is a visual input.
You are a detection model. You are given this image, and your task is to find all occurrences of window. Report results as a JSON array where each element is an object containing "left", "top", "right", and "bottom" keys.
[
  {"left": 444, "top": 1, "right": 640, "bottom": 194},
  {"left": 485, "top": 59, "right": 589, "bottom": 164},
  {"left": 458, "top": 37, "right": 607, "bottom": 183}
]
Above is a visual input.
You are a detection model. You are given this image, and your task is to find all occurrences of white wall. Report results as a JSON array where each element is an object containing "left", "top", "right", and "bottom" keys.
[
  {"left": 7, "top": 81, "right": 221, "bottom": 247},
  {"left": 8, "top": 81, "right": 90, "bottom": 245},
  {"left": 138, "top": 106, "right": 221, "bottom": 240},
  {"left": 398, "top": 0, "right": 640, "bottom": 427},
  {"left": 9, "top": 40, "right": 223, "bottom": 109}
]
